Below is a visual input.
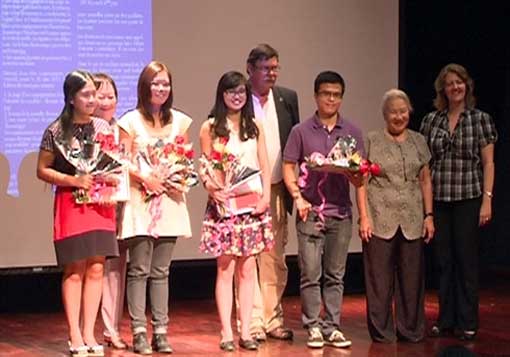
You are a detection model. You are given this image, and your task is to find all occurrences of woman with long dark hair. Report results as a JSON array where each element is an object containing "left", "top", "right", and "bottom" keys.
[
  {"left": 117, "top": 61, "right": 192, "bottom": 354},
  {"left": 37, "top": 70, "right": 118, "bottom": 356},
  {"left": 199, "top": 71, "right": 273, "bottom": 351}
]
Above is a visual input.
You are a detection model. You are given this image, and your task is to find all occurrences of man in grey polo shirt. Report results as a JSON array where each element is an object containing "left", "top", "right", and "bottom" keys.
[{"left": 283, "top": 71, "right": 363, "bottom": 349}]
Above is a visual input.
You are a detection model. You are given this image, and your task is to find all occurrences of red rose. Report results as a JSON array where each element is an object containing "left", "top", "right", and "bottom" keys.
[
  {"left": 175, "top": 135, "right": 185, "bottom": 145},
  {"left": 176, "top": 146, "right": 185, "bottom": 155},
  {"left": 219, "top": 136, "right": 229, "bottom": 145},
  {"left": 210, "top": 150, "right": 222, "bottom": 161},
  {"left": 370, "top": 162, "right": 381, "bottom": 176},
  {"left": 227, "top": 153, "right": 236, "bottom": 162},
  {"left": 359, "top": 159, "right": 370, "bottom": 175},
  {"left": 185, "top": 149, "right": 195, "bottom": 159}
]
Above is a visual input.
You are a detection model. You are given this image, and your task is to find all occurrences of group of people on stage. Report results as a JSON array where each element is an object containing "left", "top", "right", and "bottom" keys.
[{"left": 36, "top": 43, "right": 497, "bottom": 356}]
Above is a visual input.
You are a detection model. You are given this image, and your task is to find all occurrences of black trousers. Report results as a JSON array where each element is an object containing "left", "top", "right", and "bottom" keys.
[
  {"left": 433, "top": 198, "right": 481, "bottom": 332},
  {"left": 363, "top": 228, "right": 425, "bottom": 342}
]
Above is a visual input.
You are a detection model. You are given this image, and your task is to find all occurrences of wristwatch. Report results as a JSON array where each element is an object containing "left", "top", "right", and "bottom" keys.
[
  {"left": 424, "top": 212, "right": 434, "bottom": 218},
  {"left": 484, "top": 191, "right": 493, "bottom": 198}
]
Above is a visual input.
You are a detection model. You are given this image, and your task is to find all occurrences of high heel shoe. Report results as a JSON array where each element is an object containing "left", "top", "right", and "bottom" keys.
[
  {"left": 104, "top": 335, "right": 128, "bottom": 349},
  {"left": 86, "top": 344, "right": 105, "bottom": 357},
  {"left": 67, "top": 341, "right": 88, "bottom": 357}
]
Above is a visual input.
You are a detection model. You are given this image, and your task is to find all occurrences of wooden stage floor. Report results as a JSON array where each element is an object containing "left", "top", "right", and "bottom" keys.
[{"left": 1, "top": 284, "right": 509, "bottom": 356}]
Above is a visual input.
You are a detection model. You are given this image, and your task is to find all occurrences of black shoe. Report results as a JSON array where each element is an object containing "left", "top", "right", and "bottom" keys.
[
  {"left": 152, "top": 333, "right": 173, "bottom": 353},
  {"left": 219, "top": 340, "right": 235, "bottom": 352},
  {"left": 133, "top": 333, "right": 152, "bottom": 355},
  {"left": 458, "top": 330, "right": 477, "bottom": 341},
  {"left": 239, "top": 338, "right": 259, "bottom": 350},
  {"left": 267, "top": 326, "right": 294, "bottom": 340}
]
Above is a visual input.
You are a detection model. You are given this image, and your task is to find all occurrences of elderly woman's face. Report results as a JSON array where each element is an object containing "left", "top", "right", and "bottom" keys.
[
  {"left": 444, "top": 72, "right": 466, "bottom": 105},
  {"left": 384, "top": 97, "right": 409, "bottom": 136}
]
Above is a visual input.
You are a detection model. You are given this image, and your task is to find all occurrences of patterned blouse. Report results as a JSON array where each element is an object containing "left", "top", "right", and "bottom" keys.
[
  {"left": 365, "top": 129, "right": 431, "bottom": 240},
  {"left": 39, "top": 117, "right": 112, "bottom": 175},
  {"left": 420, "top": 109, "right": 497, "bottom": 202}
]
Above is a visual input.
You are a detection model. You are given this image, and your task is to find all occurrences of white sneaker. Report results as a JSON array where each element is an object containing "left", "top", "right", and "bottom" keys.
[
  {"left": 325, "top": 330, "right": 352, "bottom": 348},
  {"left": 307, "top": 327, "right": 324, "bottom": 348}
]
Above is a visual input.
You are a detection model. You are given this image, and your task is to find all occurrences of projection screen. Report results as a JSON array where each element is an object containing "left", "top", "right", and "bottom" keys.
[{"left": 0, "top": 0, "right": 398, "bottom": 268}]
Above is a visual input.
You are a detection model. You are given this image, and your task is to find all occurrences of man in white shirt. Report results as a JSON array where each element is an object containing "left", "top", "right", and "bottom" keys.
[{"left": 245, "top": 43, "right": 300, "bottom": 341}]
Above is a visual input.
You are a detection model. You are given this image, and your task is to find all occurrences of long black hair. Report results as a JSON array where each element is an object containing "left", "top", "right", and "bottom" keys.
[
  {"left": 210, "top": 71, "right": 258, "bottom": 141},
  {"left": 58, "top": 70, "right": 95, "bottom": 142}
]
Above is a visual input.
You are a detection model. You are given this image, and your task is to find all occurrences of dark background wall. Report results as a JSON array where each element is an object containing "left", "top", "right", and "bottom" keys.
[
  {"left": 1, "top": 1, "right": 509, "bottom": 312},
  {"left": 400, "top": 1, "right": 510, "bottom": 270}
]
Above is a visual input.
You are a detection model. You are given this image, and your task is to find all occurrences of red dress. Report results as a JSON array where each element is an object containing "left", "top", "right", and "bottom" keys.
[{"left": 40, "top": 118, "right": 118, "bottom": 265}]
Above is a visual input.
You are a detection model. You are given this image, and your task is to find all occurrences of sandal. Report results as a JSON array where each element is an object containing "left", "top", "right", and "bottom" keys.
[
  {"left": 87, "top": 344, "right": 105, "bottom": 357},
  {"left": 68, "top": 342, "right": 88, "bottom": 357}
]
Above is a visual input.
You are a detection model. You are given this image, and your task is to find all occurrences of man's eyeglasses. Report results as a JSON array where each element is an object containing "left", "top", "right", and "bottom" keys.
[
  {"left": 225, "top": 88, "right": 247, "bottom": 97},
  {"left": 317, "top": 91, "right": 342, "bottom": 101},
  {"left": 254, "top": 65, "right": 281, "bottom": 74}
]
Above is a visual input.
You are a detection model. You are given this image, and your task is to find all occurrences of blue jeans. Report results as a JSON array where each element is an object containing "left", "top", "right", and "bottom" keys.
[{"left": 296, "top": 212, "right": 352, "bottom": 335}]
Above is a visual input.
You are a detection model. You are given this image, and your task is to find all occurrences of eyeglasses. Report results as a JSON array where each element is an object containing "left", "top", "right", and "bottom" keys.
[
  {"left": 151, "top": 81, "right": 171, "bottom": 89},
  {"left": 254, "top": 65, "right": 281, "bottom": 74},
  {"left": 317, "top": 91, "right": 342, "bottom": 100},
  {"left": 224, "top": 88, "right": 247, "bottom": 97}
]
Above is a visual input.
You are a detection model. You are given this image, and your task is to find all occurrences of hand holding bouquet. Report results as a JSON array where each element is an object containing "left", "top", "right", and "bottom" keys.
[
  {"left": 199, "top": 136, "right": 262, "bottom": 216},
  {"left": 137, "top": 135, "right": 198, "bottom": 202},
  {"left": 56, "top": 129, "right": 129, "bottom": 204},
  {"left": 304, "top": 135, "right": 381, "bottom": 177}
]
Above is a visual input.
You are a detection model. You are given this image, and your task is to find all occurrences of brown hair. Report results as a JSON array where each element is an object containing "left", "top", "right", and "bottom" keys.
[
  {"left": 136, "top": 61, "right": 173, "bottom": 126},
  {"left": 246, "top": 43, "right": 279, "bottom": 66},
  {"left": 433, "top": 63, "right": 476, "bottom": 111}
]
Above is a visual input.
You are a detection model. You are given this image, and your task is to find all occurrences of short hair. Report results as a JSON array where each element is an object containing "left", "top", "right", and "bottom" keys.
[
  {"left": 314, "top": 71, "right": 345, "bottom": 96},
  {"left": 381, "top": 88, "right": 413, "bottom": 114},
  {"left": 246, "top": 43, "right": 279, "bottom": 65},
  {"left": 433, "top": 63, "right": 476, "bottom": 111},
  {"left": 136, "top": 61, "right": 173, "bottom": 126},
  {"left": 93, "top": 72, "right": 118, "bottom": 100}
]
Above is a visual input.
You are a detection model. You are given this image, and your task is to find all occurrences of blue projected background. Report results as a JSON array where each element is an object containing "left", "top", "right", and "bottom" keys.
[{"left": 0, "top": 0, "right": 152, "bottom": 195}]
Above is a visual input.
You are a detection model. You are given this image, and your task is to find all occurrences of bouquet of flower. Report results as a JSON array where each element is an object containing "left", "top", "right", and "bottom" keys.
[
  {"left": 303, "top": 135, "right": 381, "bottom": 176},
  {"left": 55, "top": 129, "right": 129, "bottom": 204},
  {"left": 199, "top": 136, "right": 262, "bottom": 217},
  {"left": 137, "top": 135, "right": 198, "bottom": 202},
  {"left": 298, "top": 136, "right": 380, "bottom": 227}
]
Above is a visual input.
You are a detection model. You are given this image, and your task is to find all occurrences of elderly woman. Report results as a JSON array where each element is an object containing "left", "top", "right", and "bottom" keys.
[
  {"left": 357, "top": 89, "right": 434, "bottom": 343},
  {"left": 420, "top": 64, "right": 497, "bottom": 341}
]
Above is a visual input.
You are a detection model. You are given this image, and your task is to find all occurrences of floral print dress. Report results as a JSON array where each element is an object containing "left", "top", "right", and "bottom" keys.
[{"left": 199, "top": 120, "right": 274, "bottom": 257}]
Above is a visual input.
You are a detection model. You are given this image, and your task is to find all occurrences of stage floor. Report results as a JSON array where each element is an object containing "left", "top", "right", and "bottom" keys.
[{"left": 1, "top": 284, "right": 509, "bottom": 356}]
